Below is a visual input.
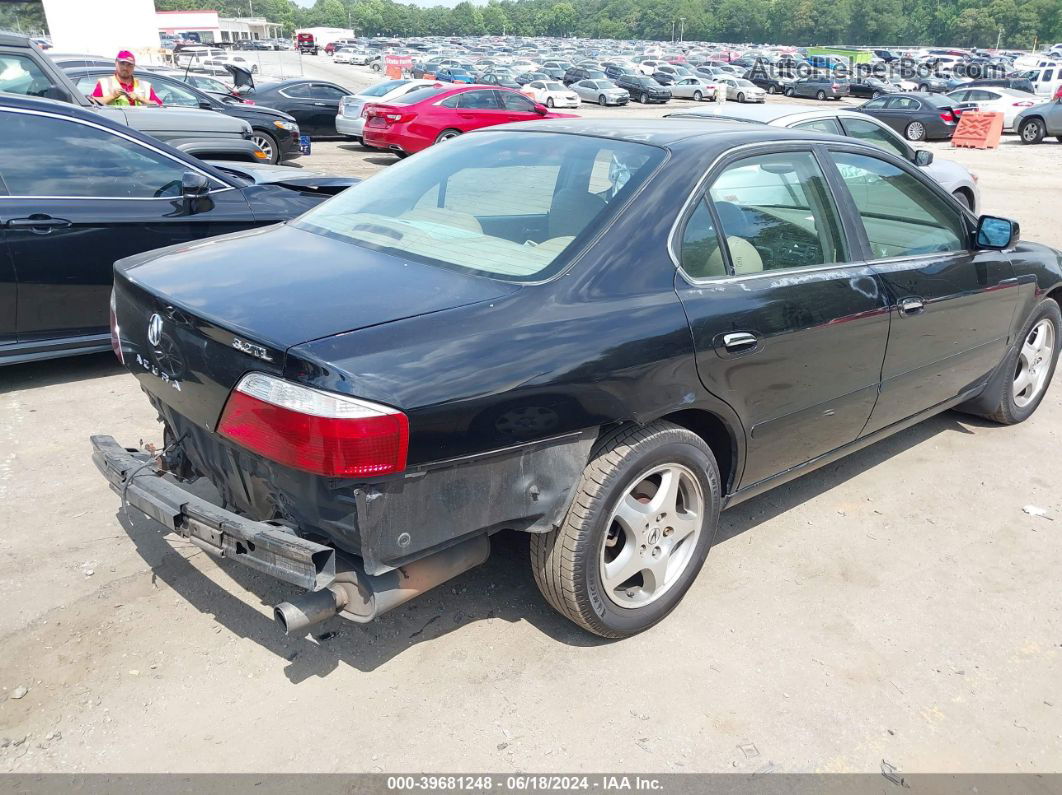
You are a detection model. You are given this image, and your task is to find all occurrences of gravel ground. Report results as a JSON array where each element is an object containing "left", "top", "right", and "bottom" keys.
[{"left": 0, "top": 56, "right": 1060, "bottom": 775}]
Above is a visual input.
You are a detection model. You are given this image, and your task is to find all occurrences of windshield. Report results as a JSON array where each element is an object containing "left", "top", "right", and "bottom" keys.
[
  {"left": 361, "top": 79, "right": 408, "bottom": 98},
  {"left": 546, "top": 82, "right": 565, "bottom": 91},
  {"left": 295, "top": 132, "right": 663, "bottom": 282},
  {"left": 392, "top": 86, "right": 448, "bottom": 105}
]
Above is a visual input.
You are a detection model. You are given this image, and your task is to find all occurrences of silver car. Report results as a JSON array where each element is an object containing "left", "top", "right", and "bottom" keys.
[
  {"left": 571, "top": 78, "right": 629, "bottom": 106},
  {"left": 335, "top": 78, "right": 440, "bottom": 140},
  {"left": 668, "top": 76, "right": 718, "bottom": 101},
  {"left": 665, "top": 103, "right": 981, "bottom": 211},
  {"left": 1014, "top": 96, "right": 1062, "bottom": 144}
]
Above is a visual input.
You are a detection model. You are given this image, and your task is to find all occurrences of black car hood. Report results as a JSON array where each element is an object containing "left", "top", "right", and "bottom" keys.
[
  {"left": 116, "top": 223, "right": 519, "bottom": 350},
  {"left": 229, "top": 103, "right": 296, "bottom": 123}
]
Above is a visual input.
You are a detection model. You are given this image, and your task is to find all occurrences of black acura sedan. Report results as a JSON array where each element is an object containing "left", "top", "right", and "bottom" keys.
[
  {"left": 96, "top": 120, "right": 1062, "bottom": 640},
  {"left": 243, "top": 79, "right": 354, "bottom": 137},
  {"left": 0, "top": 95, "right": 353, "bottom": 366}
]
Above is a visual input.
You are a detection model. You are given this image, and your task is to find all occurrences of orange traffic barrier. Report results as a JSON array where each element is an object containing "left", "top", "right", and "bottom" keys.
[
  {"left": 952, "top": 111, "right": 1003, "bottom": 149},
  {"left": 385, "top": 65, "right": 402, "bottom": 79}
]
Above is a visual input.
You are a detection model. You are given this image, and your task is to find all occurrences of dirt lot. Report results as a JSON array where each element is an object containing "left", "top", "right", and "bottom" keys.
[{"left": 0, "top": 59, "right": 1060, "bottom": 774}]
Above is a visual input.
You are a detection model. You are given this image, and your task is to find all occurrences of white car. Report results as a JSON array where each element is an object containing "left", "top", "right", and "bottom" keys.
[
  {"left": 717, "top": 76, "right": 767, "bottom": 103},
  {"left": 524, "top": 80, "right": 580, "bottom": 109},
  {"left": 333, "top": 47, "right": 357, "bottom": 64},
  {"left": 668, "top": 76, "right": 718, "bottom": 101},
  {"left": 335, "top": 78, "right": 441, "bottom": 140},
  {"left": 201, "top": 54, "right": 258, "bottom": 74},
  {"left": 946, "top": 86, "right": 1040, "bottom": 130}
]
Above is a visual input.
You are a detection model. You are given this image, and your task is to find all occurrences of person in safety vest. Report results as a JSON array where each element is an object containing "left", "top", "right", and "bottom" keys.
[{"left": 91, "top": 51, "right": 162, "bottom": 107}]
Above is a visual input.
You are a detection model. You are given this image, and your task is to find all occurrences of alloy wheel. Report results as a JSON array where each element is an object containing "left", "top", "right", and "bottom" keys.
[
  {"left": 598, "top": 464, "right": 704, "bottom": 609},
  {"left": 1014, "top": 319, "right": 1055, "bottom": 407},
  {"left": 906, "top": 121, "right": 926, "bottom": 141},
  {"left": 251, "top": 134, "right": 275, "bottom": 163}
]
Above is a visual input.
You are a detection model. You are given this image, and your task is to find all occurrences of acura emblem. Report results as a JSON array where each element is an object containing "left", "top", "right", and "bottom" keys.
[{"left": 147, "top": 313, "right": 163, "bottom": 347}]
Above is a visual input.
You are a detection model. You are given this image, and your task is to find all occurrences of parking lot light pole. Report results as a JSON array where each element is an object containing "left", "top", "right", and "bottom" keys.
[{"left": 679, "top": 17, "right": 685, "bottom": 43}]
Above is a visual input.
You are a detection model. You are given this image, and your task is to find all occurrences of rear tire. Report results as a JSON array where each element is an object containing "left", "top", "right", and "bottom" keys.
[
  {"left": 964, "top": 299, "right": 1061, "bottom": 424},
  {"left": 951, "top": 189, "right": 972, "bottom": 210},
  {"left": 905, "top": 121, "right": 927, "bottom": 141},
  {"left": 693, "top": 90, "right": 702, "bottom": 101},
  {"left": 434, "top": 128, "right": 461, "bottom": 145},
  {"left": 1019, "top": 118, "right": 1045, "bottom": 144},
  {"left": 530, "top": 422, "right": 721, "bottom": 639}
]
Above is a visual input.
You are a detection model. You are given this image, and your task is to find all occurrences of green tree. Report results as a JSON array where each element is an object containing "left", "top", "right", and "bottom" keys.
[{"left": 451, "top": 1, "right": 485, "bottom": 35}]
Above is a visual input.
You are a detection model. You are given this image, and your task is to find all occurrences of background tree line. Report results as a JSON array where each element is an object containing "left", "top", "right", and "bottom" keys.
[
  {"left": 154, "top": 0, "right": 1062, "bottom": 50},
  {"left": 0, "top": 0, "right": 1025, "bottom": 52}
]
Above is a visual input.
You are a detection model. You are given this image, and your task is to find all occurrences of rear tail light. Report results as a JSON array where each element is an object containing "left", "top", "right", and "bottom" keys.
[
  {"left": 108, "top": 289, "right": 124, "bottom": 365},
  {"left": 941, "top": 110, "right": 957, "bottom": 122},
  {"left": 217, "top": 373, "right": 408, "bottom": 478}
]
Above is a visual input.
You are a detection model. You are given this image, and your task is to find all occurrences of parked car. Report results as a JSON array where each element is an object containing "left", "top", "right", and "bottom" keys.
[
  {"left": 242, "top": 79, "right": 353, "bottom": 137},
  {"left": 96, "top": 118, "right": 1062, "bottom": 640},
  {"left": 946, "top": 86, "right": 1039, "bottom": 131},
  {"left": 849, "top": 77, "right": 901, "bottom": 98},
  {"left": 785, "top": 74, "right": 850, "bottom": 100},
  {"left": 515, "top": 71, "right": 550, "bottom": 86},
  {"left": 436, "top": 67, "right": 475, "bottom": 84},
  {"left": 362, "top": 84, "right": 575, "bottom": 157},
  {"left": 744, "top": 71, "right": 792, "bottom": 95},
  {"left": 717, "top": 76, "right": 767, "bottom": 103},
  {"left": 570, "top": 78, "right": 629, "bottom": 106},
  {"left": 332, "top": 47, "right": 357, "bottom": 64},
  {"left": 614, "top": 73, "right": 671, "bottom": 103},
  {"left": 665, "top": 103, "right": 980, "bottom": 210},
  {"left": 525, "top": 80, "right": 580, "bottom": 108},
  {"left": 1013, "top": 96, "right": 1062, "bottom": 144},
  {"left": 335, "top": 78, "right": 441, "bottom": 142},
  {"left": 964, "top": 76, "right": 1036, "bottom": 94},
  {"left": 0, "top": 34, "right": 262, "bottom": 162},
  {"left": 479, "top": 73, "right": 523, "bottom": 89},
  {"left": 856, "top": 92, "right": 961, "bottom": 141},
  {"left": 1019, "top": 64, "right": 1062, "bottom": 97},
  {"left": 200, "top": 54, "right": 258, "bottom": 74},
  {"left": 915, "top": 74, "right": 969, "bottom": 93},
  {"left": 668, "top": 76, "right": 717, "bottom": 101},
  {"left": 205, "top": 160, "right": 357, "bottom": 194},
  {"left": 563, "top": 66, "right": 606, "bottom": 85},
  {"left": 65, "top": 66, "right": 301, "bottom": 163},
  {"left": 0, "top": 95, "right": 348, "bottom": 365},
  {"left": 173, "top": 46, "right": 225, "bottom": 68}
]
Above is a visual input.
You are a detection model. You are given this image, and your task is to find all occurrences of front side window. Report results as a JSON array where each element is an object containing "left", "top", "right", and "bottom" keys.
[
  {"left": 0, "top": 53, "right": 53, "bottom": 98},
  {"left": 295, "top": 132, "right": 663, "bottom": 281},
  {"left": 0, "top": 110, "right": 219, "bottom": 198},
  {"left": 149, "top": 79, "right": 200, "bottom": 107},
  {"left": 708, "top": 151, "right": 846, "bottom": 273},
  {"left": 311, "top": 84, "right": 346, "bottom": 99},
  {"left": 282, "top": 83, "right": 313, "bottom": 98},
  {"left": 831, "top": 151, "right": 967, "bottom": 259}
]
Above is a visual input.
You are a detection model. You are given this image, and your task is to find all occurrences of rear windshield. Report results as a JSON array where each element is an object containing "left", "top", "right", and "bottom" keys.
[
  {"left": 391, "top": 85, "right": 449, "bottom": 104},
  {"left": 360, "top": 79, "right": 408, "bottom": 97},
  {"left": 295, "top": 132, "right": 663, "bottom": 282}
]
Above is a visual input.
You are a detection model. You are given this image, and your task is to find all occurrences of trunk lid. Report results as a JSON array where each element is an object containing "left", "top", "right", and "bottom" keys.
[{"left": 114, "top": 223, "right": 518, "bottom": 429}]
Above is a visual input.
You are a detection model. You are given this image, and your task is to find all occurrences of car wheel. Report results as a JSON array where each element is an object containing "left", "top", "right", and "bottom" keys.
[
  {"left": 251, "top": 64, "right": 258, "bottom": 74},
  {"left": 965, "top": 299, "right": 1061, "bottom": 424},
  {"left": 530, "top": 421, "right": 721, "bottom": 638},
  {"left": 784, "top": 87, "right": 794, "bottom": 97},
  {"left": 394, "top": 150, "right": 409, "bottom": 159},
  {"left": 640, "top": 92, "right": 648, "bottom": 103},
  {"left": 872, "top": 90, "right": 882, "bottom": 98},
  {"left": 693, "top": 90, "right": 702, "bottom": 101},
  {"left": 905, "top": 121, "right": 927, "bottom": 141},
  {"left": 816, "top": 90, "right": 827, "bottom": 100},
  {"left": 737, "top": 92, "right": 746, "bottom": 102},
  {"left": 919, "top": 83, "right": 929, "bottom": 92},
  {"left": 767, "top": 84, "right": 777, "bottom": 94},
  {"left": 951, "top": 189, "right": 972, "bottom": 210},
  {"left": 434, "top": 128, "right": 461, "bottom": 144},
  {"left": 546, "top": 97, "right": 555, "bottom": 108},
  {"left": 1019, "top": 118, "right": 1045, "bottom": 144},
  {"left": 1057, "top": 136, "right": 1062, "bottom": 143},
  {"left": 250, "top": 130, "right": 279, "bottom": 164},
  {"left": 598, "top": 94, "right": 607, "bottom": 106}
]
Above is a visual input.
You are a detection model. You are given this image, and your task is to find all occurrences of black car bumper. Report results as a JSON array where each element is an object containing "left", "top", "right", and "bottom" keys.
[{"left": 90, "top": 434, "right": 336, "bottom": 591}]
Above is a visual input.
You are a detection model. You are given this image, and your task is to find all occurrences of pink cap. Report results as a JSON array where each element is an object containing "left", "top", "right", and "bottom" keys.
[{"left": 116, "top": 50, "right": 136, "bottom": 64}]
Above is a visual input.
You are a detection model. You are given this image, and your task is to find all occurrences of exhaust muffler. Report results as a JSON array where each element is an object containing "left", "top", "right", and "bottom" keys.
[{"left": 273, "top": 534, "right": 489, "bottom": 635}]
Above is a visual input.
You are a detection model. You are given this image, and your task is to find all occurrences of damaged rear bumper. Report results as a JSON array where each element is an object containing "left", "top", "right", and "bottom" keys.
[
  {"left": 90, "top": 434, "right": 491, "bottom": 633},
  {"left": 91, "top": 434, "right": 336, "bottom": 591}
]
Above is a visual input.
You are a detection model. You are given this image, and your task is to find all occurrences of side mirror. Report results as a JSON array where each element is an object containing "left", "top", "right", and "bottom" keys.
[
  {"left": 914, "top": 149, "right": 934, "bottom": 166},
  {"left": 181, "top": 171, "right": 210, "bottom": 200},
  {"left": 199, "top": 100, "right": 214, "bottom": 110},
  {"left": 976, "top": 215, "right": 1019, "bottom": 249},
  {"left": 533, "top": 103, "right": 548, "bottom": 115}
]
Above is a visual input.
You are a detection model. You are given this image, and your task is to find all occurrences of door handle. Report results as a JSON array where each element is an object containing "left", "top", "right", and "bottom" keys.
[
  {"left": 722, "top": 331, "right": 759, "bottom": 351},
  {"left": 898, "top": 297, "right": 925, "bottom": 316},
  {"left": 313, "top": 101, "right": 329, "bottom": 106},
  {"left": 6, "top": 216, "right": 72, "bottom": 232}
]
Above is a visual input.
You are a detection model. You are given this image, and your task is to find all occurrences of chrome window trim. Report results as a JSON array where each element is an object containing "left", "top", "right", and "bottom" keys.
[{"left": 0, "top": 105, "right": 237, "bottom": 198}]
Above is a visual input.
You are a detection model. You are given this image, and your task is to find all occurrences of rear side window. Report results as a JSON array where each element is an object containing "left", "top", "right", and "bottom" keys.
[
  {"left": 791, "top": 118, "right": 843, "bottom": 135},
  {"left": 831, "top": 151, "right": 966, "bottom": 259},
  {"left": 679, "top": 199, "right": 726, "bottom": 278},
  {"left": 708, "top": 151, "right": 847, "bottom": 273}
]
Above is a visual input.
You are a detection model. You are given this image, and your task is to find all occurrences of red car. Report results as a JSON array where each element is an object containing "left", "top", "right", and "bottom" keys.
[{"left": 362, "top": 84, "right": 578, "bottom": 157}]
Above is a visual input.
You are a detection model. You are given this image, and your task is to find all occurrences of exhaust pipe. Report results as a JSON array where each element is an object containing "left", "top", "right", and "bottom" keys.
[{"left": 273, "top": 534, "right": 489, "bottom": 635}]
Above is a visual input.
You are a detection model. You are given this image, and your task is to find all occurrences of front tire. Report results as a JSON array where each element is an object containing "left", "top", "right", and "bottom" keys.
[
  {"left": 1019, "top": 118, "right": 1045, "bottom": 144},
  {"left": 639, "top": 92, "right": 648, "bottom": 103},
  {"left": 784, "top": 87, "right": 794, "bottom": 97},
  {"left": 767, "top": 84, "right": 777, "bottom": 94},
  {"left": 969, "top": 299, "right": 1061, "bottom": 424},
  {"left": 250, "top": 130, "right": 279, "bottom": 164},
  {"left": 737, "top": 92, "right": 746, "bottom": 102},
  {"left": 951, "top": 189, "right": 972, "bottom": 210},
  {"left": 546, "top": 97, "right": 555, "bottom": 108},
  {"left": 816, "top": 89, "right": 827, "bottom": 100},
  {"left": 599, "top": 94, "right": 607, "bottom": 106},
  {"left": 531, "top": 422, "right": 721, "bottom": 639}
]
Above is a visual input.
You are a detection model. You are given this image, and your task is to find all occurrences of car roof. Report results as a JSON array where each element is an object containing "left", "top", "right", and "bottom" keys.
[
  {"left": 664, "top": 103, "right": 871, "bottom": 125},
  {"left": 486, "top": 118, "right": 846, "bottom": 149}
]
